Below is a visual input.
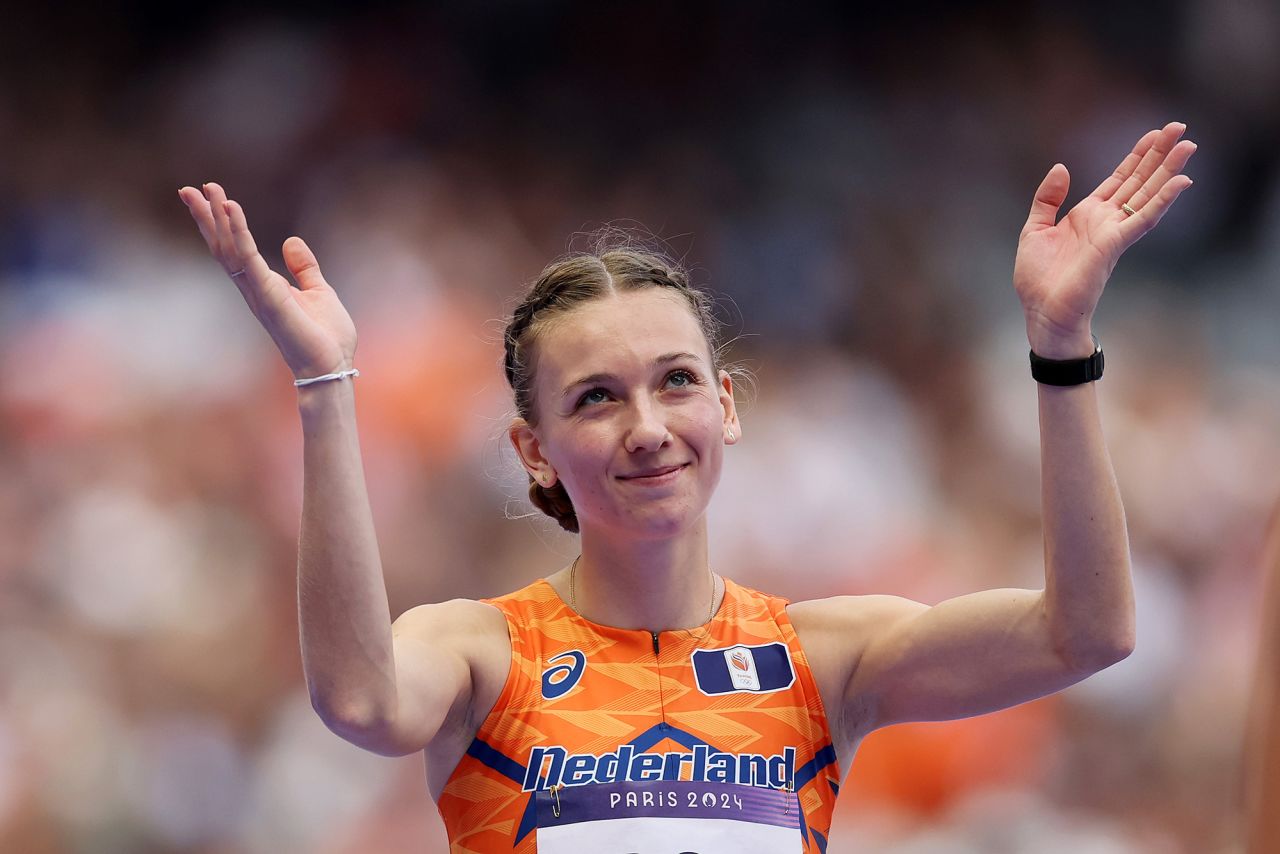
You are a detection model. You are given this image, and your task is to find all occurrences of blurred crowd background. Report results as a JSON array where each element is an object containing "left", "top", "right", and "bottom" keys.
[{"left": 3, "top": 1, "right": 1280, "bottom": 851}]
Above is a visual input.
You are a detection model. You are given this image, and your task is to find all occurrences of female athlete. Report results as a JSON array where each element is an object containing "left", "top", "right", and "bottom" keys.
[{"left": 178, "top": 121, "right": 1195, "bottom": 852}]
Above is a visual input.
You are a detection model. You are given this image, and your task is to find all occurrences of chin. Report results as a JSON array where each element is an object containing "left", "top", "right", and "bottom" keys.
[{"left": 612, "top": 503, "right": 707, "bottom": 540}]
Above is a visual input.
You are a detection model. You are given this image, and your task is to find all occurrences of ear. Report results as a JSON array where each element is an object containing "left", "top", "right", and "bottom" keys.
[
  {"left": 717, "top": 369, "right": 741, "bottom": 444},
  {"left": 509, "top": 418, "right": 558, "bottom": 487}
]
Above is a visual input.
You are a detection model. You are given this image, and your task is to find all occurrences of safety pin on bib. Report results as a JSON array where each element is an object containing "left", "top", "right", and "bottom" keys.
[
  {"left": 549, "top": 783, "right": 565, "bottom": 818},
  {"left": 782, "top": 781, "right": 794, "bottom": 816}
]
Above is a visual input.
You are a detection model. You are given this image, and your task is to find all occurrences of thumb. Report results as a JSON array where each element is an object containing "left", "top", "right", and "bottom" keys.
[
  {"left": 1023, "top": 163, "right": 1070, "bottom": 234},
  {"left": 282, "top": 236, "right": 329, "bottom": 291}
]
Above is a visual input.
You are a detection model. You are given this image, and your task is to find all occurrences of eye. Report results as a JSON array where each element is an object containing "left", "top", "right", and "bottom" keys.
[
  {"left": 577, "top": 387, "right": 611, "bottom": 408},
  {"left": 666, "top": 369, "right": 700, "bottom": 388}
]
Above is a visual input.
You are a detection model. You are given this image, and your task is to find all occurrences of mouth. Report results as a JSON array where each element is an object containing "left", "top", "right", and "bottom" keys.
[{"left": 618, "top": 464, "right": 688, "bottom": 483}]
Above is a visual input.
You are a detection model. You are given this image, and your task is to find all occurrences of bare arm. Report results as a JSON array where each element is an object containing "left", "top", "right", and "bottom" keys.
[
  {"left": 178, "top": 183, "right": 480, "bottom": 756},
  {"left": 803, "top": 379, "right": 1133, "bottom": 733},
  {"left": 793, "top": 123, "right": 1195, "bottom": 737},
  {"left": 295, "top": 380, "right": 420, "bottom": 741},
  {"left": 297, "top": 378, "right": 392, "bottom": 725},
  {"left": 299, "top": 379, "right": 501, "bottom": 756}
]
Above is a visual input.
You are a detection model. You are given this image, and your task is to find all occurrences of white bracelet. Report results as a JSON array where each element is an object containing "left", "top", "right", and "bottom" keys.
[{"left": 294, "top": 368, "right": 360, "bottom": 387}]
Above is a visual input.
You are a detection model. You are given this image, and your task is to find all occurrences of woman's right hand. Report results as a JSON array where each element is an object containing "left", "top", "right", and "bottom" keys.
[{"left": 179, "top": 182, "right": 357, "bottom": 381}]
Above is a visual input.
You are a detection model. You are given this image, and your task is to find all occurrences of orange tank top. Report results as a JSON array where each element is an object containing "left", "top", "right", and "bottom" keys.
[{"left": 436, "top": 576, "right": 840, "bottom": 852}]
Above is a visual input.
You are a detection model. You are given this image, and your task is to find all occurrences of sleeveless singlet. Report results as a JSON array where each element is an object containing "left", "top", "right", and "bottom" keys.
[{"left": 437, "top": 576, "right": 840, "bottom": 853}]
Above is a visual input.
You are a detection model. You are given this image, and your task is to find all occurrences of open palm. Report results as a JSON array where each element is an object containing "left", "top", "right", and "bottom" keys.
[
  {"left": 178, "top": 182, "right": 356, "bottom": 380},
  {"left": 1014, "top": 122, "right": 1195, "bottom": 358}
]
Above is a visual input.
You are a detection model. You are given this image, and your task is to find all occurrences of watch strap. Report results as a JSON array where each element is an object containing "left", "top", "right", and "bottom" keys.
[{"left": 1029, "top": 337, "right": 1104, "bottom": 386}]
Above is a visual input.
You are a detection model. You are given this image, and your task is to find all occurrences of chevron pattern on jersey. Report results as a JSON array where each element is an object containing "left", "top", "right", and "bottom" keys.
[{"left": 436, "top": 576, "right": 840, "bottom": 853}]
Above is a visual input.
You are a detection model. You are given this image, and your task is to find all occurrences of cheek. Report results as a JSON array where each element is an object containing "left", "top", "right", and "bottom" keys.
[
  {"left": 555, "top": 427, "right": 614, "bottom": 480},
  {"left": 693, "top": 405, "right": 729, "bottom": 468},
  {"left": 672, "top": 407, "right": 729, "bottom": 478},
  {"left": 687, "top": 401, "right": 727, "bottom": 441}
]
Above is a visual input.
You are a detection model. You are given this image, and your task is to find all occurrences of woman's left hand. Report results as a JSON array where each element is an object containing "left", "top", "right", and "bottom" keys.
[{"left": 1013, "top": 121, "right": 1196, "bottom": 358}]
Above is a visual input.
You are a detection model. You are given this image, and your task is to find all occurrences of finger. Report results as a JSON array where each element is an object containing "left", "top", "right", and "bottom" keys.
[
  {"left": 1117, "top": 175, "right": 1193, "bottom": 245},
  {"left": 178, "top": 186, "right": 218, "bottom": 253},
  {"left": 1112, "top": 122, "right": 1186, "bottom": 206},
  {"left": 223, "top": 199, "right": 279, "bottom": 313},
  {"left": 204, "top": 182, "right": 237, "bottom": 268},
  {"left": 1124, "top": 139, "right": 1197, "bottom": 212},
  {"left": 1022, "top": 163, "right": 1070, "bottom": 234},
  {"left": 1091, "top": 129, "right": 1159, "bottom": 201},
  {"left": 281, "top": 236, "right": 330, "bottom": 291}
]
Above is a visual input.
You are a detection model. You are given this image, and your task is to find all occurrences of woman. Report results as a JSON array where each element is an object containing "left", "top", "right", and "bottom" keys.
[{"left": 178, "top": 121, "right": 1195, "bottom": 852}]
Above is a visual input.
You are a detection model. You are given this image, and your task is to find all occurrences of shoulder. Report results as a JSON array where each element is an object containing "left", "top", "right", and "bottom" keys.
[
  {"left": 393, "top": 597, "right": 514, "bottom": 727},
  {"left": 725, "top": 582, "right": 925, "bottom": 648},
  {"left": 393, "top": 596, "right": 511, "bottom": 643},
  {"left": 785, "top": 594, "right": 930, "bottom": 676},
  {"left": 784, "top": 594, "right": 929, "bottom": 742},
  {"left": 786, "top": 594, "right": 927, "bottom": 636},
  {"left": 393, "top": 577, "right": 555, "bottom": 643}
]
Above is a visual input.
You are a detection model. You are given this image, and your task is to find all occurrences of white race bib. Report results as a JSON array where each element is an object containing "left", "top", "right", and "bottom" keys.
[{"left": 534, "top": 779, "right": 802, "bottom": 853}]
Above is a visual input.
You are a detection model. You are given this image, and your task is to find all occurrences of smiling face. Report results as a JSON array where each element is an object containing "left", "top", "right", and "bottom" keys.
[{"left": 510, "top": 288, "right": 740, "bottom": 539}]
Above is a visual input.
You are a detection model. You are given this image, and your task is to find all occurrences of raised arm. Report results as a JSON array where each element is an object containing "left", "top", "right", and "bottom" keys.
[
  {"left": 792, "top": 123, "right": 1196, "bottom": 738},
  {"left": 177, "top": 184, "right": 488, "bottom": 757}
]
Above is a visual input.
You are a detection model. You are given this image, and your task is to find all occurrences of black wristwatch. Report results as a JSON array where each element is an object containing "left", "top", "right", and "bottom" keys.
[{"left": 1029, "top": 336, "right": 1104, "bottom": 386}]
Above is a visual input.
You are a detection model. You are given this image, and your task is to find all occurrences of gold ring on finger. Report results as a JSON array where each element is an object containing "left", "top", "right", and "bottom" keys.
[{"left": 1121, "top": 202, "right": 1137, "bottom": 217}]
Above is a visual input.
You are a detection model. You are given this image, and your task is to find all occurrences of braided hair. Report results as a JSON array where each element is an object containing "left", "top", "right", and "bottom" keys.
[{"left": 503, "top": 236, "right": 724, "bottom": 533}]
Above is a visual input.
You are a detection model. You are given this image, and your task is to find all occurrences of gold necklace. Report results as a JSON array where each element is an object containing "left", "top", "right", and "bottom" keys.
[{"left": 569, "top": 555, "right": 718, "bottom": 626}]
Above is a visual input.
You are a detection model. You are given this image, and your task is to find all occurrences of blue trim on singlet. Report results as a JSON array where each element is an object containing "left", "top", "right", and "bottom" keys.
[
  {"left": 479, "top": 733, "right": 834, "bottom": 848},
  {"left": 514, "top": 726, "right": 826, "bottom": 846},
  {"left": 465, "top": 737, "right": 526, "bottom": 784},
  {"left": 793, "top": 742, "right": 838, "bottom": 791},
  {"left": 794, "top": 741, "right": 837, "bottom": 847},
  {"left": 461, "top": 738, "right": 541, "bottom": 847},
  {"left": 483, "top": 573, "right": 834, "bottom": 850},
  {"left": 516, "top": 795, "right": 538, "bottom": 845},
  {"left": 627, "top": 722, "right": 711, "bottom": 752}
]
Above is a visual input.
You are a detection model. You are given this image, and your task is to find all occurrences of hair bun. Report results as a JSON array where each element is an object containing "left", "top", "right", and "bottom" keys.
[{"left": 528, "top": 479, "right": 579, "bottom": 533}]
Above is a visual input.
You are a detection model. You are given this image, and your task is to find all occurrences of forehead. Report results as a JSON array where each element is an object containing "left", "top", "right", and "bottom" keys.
[{"left": 534, "top": 289, "right": 711, "bottom": 382}]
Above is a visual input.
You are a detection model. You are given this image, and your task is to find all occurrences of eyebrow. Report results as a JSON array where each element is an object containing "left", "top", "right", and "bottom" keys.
[{"left": 561, "top": 352, "right": 704, "bottom": 398}]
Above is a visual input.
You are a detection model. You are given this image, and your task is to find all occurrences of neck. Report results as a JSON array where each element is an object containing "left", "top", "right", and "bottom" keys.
[{"left": 570, "top": 521, "right": 717, "bottom": 632}]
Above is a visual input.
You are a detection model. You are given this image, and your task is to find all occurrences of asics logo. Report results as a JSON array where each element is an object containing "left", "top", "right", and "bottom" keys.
[{"left": 541, "top": 650, "right": 586, "bottom": 700}]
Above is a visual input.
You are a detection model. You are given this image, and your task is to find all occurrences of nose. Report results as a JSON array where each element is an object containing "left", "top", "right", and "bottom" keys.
[{"left": 623, "top": 397, "right": 672, "bottom": 453}]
